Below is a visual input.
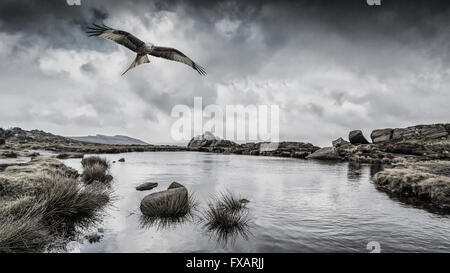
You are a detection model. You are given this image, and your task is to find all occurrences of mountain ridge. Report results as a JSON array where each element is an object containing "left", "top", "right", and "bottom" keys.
[{"left": 68, "top": 134, "right": 149, "bottom": 145}]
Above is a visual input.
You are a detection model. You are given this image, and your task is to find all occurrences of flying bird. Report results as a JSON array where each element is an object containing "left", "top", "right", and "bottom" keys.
[{"left": 86, "top": 24, "right": 206, "bottom": 76}]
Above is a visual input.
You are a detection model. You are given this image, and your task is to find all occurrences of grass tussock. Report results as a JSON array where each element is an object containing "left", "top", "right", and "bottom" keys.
[
  {"left": 0, "top": 214, "right": 52, "bottom": 253},
  {"left": 82, "top": 163, "right": 112, "bottom": 184},
  {"left": 201, "top": 191, "right": 251, "bottom": 244},
  {"left": 81, "top": 156, "right": 112, "bottom": 184},
  {"left": 81, "top": 156, "right": 110, "bottom": 169},
  {"left": 0, "top": 157, "right": 112, "bottom": 253}
]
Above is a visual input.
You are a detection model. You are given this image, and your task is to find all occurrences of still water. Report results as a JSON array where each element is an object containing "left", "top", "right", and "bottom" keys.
[{"left": 63, "top": 152, "right": 450, "bottom": 253}]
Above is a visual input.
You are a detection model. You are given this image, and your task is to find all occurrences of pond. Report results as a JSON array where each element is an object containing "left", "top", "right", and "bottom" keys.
[{"left": 62, "top": 152, "right": 450, "bottom": 253}]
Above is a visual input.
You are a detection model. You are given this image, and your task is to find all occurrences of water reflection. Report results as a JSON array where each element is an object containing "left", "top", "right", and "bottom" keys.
[
  {"left": 347, "top": 162, "right": 362, "bottom": 181},
  {"left": 61, "top": 152, "right": 450, "bottom": 253},
  {"left": 139, "top": 213, "right": 195, "bottom": 231},
  {"left": 370, "top": 164, "right": 384, "bottom": 177},
  {"left": 201, "top": 210, "right": 252, "bottom": 246}
]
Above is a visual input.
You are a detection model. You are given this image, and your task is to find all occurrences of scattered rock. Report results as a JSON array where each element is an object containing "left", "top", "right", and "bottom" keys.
[
  {"left": 348, "top": 130, "right": 369, "bottom": 145},
  {"left": 118, "top": 158, "right": 125, "bottom": 162},
  {"left": 306, "top": 147, "right": 341, "bottom": 160},
  {"left": 56, "top": 153, "right": 84, "bottom": 159},
  {"left": 136, "top": 182, "right": 158, "bottom": 191},
  {"left": 371, "top": 129, "right": 393, "bottom": 143},
  {"left": 104, "top": 174, "right": 114, "bottom": 183},
  {"left": 84, "top": 233, "right": 103, "bottom": 243},
  {"left": 332, "top": 137, "right": 350, "bottom": 148},
  {"left": 2, "top": 151, "right": 17, "bottom": 158}
]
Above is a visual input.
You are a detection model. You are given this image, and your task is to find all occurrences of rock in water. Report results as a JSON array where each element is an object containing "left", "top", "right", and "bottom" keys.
[
  {"left": 348, "top": 130, "right": 369, "bottom": 145},
  {"left": 118, "top": 158, "right": 125, "bottom": 162},
  {"left": 140, "top": 183, "right": 189, "bottom": 217},
  {"left": 306, "top": 147, "right": 341, "bottom": 160},
  {"left": 136, "top": 182, "right": 158, "bottom": 191}
]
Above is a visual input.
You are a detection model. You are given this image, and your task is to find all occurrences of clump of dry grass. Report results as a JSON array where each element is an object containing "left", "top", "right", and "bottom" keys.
[
  {"left": 81, "top": 156, "right": 110, "bottom": 169},
  {"left": 0, "top": 157, "right": 112, "bottom": 253},
  {"left": 36, "top": 174, "right": 111, "bottom": 228},
  {"left": 201, "top": 191, "right": 251, "bottom": 244},
  {"left": 82, "top": 163, "right": 112, "bottom": 184},
  {"left": 0, "top": 214, "right": 53, "bottom": 253},
  {"left": 216, "top": 190, "right": 248, "bottom": 212}
]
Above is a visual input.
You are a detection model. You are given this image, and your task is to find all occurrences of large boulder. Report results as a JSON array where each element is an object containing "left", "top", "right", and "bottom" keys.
[
  {"left": 420, "top": 124, "right": 448, "bottom": 139},
  {"left": 140, "top": 183, "right": 189, "bottom": 217},
  {"left": 371, "top": 128, "right": 393, "bottom": 143},
  {"left": 168, "top": 181, "right": 184, "bottom": 189},
  {"left": 306, "top": 147, "right": 341, "bottom": 160},
  {"left": 348, "top": 130, "right": 369, "bottom": 145},
  {"left": 392, "top": 127, "right": 418, "bottom": 140}
]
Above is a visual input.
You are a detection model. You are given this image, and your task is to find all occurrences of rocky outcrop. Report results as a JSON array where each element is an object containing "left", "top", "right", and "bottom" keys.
[
  {"left": 349, "top": 130, "right": 369, "bottom": 145},
  {"left": 187, "top": 132, "right": 239, "bottom": 153},
  {"left": 374, "top": 162, "right": 450, "bottom": 212},
  {"left": 333, "top": 124, "right": 450, "bottom": 164},
  {"left": 187, "top": 133, "right": 320, "bottom": 159},
  {"left": 371, "top": 124, "right": 449, "bottom": 143},
  {"left": 332, "top": 137, "right": 350, "bottom": 148},
  {"left": 306, "top": 147, "right": 341, "bottom": 160},
  {"left": 371, "top": 129, "right": 393, "bottom": 143},
  {"left": 136, "top": 182, "right": 158, "bottom": 191}
]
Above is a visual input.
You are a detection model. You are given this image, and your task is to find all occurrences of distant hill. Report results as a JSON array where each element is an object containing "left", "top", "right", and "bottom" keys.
[{"left": 68, "top": 134, "right": 149, "bottom": 145}]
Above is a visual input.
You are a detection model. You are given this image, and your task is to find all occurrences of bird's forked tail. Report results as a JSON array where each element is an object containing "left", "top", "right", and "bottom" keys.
[{"left": 122, "top": 54, "right": 150, "bottom": 76}]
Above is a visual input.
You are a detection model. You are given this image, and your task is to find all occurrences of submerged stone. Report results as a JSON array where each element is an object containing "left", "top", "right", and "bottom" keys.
[{"left": 136, "top": 182, "right": 158, "bottom": 191}]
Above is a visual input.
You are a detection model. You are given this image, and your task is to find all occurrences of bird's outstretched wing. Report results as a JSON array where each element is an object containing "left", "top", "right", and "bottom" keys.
[
  {"left": 149, "top": 46, "right": 207, "bottom": 75},
  {"left": 122, "top": 53, "right": 150, "bottom": 76},
  {"left": 86, "top": 24, "right": 145, "bottom": 52}
]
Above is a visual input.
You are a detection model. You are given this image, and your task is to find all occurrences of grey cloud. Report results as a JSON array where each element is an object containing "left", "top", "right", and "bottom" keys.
[{"left": 0, "top": 0, "right": 449, "bottom": 145}]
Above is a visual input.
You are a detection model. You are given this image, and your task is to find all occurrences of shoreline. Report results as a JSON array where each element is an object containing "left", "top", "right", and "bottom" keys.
[{"left": 1, "top": 124, "right": 449, "bottom": 220}]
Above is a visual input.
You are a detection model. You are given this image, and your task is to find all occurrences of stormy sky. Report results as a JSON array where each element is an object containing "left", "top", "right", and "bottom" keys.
[{"left": 0, "top": 0, "right": 449, "bottom": 146}]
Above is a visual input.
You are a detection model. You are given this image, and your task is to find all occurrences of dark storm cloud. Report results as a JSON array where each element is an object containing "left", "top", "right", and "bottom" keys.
[
  {"left": 0, "top": 0, "right": 449, "bottom": 144},
  {"left": 1, "top": 0, "right": 449, "bottom": 44}
]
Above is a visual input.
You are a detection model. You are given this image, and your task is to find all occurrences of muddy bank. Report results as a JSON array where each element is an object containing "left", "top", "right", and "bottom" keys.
[{"left": 374, "top": 161, "right": 450, "bottom": 213}]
